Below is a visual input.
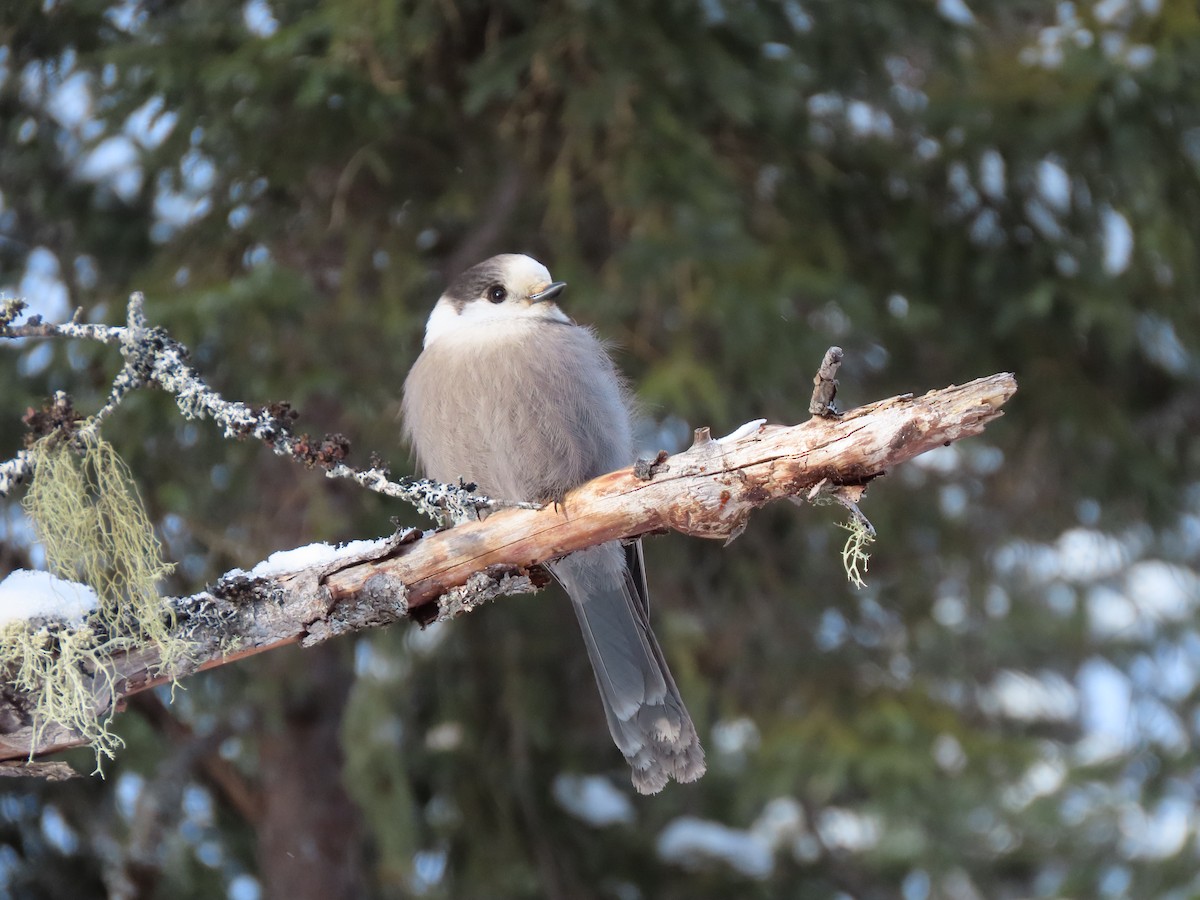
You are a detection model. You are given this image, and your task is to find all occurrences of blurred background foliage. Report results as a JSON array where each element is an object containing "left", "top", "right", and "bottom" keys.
[{"left": 1, "top": 0, "right": 1199, "bottom": 897}]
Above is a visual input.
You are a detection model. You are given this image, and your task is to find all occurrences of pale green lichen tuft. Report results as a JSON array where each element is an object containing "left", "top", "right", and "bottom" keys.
[
  {"left": 22, "top": 433, "right": 179, "bottom": 653},
  {"left": 839, "top": 516, "right": 875, "bottom": 589},
  {"left": 0, "top": 622, "right": 124, "bottom": 772},
  {"left": 5, "top": 431, "right": 187, "bottom": 769}
]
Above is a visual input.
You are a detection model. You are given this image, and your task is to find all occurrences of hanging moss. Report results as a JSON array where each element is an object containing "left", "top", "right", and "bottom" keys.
[
  {"left": 0, "top": 621, "right": 124, "bottom": 770},
  {"left": 5, "top": 431, "right": 187, "bottom": 769},
  {"left": 23, "top": 432, "right": 178, "bottom": 647}
]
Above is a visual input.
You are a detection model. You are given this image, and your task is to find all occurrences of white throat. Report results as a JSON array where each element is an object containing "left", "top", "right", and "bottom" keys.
[{"left": 424, "top": 297, "right": 570, "bottom": 347}]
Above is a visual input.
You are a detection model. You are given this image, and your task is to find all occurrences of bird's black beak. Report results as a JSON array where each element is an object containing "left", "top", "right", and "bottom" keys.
[{"left": 529, "top": 281, "right": 567, "bottom": 303}]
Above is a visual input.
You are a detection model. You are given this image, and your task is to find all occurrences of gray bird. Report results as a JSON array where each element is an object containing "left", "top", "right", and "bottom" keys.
[{"left": 402, "top": 253, "right": 706, "bottom": 794}]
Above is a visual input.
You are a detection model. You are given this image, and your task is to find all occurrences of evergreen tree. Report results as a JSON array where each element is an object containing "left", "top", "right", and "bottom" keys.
[{"left": 1, "top": 1, "right": 1198, "bottom": 897}]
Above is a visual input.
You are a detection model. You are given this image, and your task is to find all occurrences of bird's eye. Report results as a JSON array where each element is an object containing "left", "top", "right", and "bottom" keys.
[{"left": 488, "top": 285, "right": 507, "bottom": 304}]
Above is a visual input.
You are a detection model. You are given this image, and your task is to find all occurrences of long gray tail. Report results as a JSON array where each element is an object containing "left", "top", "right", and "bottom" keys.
[{"left": 548, "top": 541, "right": 706, "bottom": 794}]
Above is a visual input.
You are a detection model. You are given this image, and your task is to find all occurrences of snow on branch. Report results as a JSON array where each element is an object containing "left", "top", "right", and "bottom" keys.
[{"left": 0, "top": 369, "right": 1017, "bottom": 766}]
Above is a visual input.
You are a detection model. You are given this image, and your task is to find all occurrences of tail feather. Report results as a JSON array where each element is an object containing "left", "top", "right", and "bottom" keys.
[{"left": 549, "top": 542, "right": 706, "bottom": 794}]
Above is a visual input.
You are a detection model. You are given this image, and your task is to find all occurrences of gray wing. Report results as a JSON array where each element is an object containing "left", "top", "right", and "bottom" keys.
[
  {"left": 624, "top": 540, "right": 650, "bottom": 617},
  {"left": 549, "top": 541, "right": 706, "bottom": 794},
  {"left": 404, "top": 319, "right": 705, "bottom": 791}
]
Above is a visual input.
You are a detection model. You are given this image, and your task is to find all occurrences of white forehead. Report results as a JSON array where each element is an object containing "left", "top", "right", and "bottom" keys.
[{"left": 496, "top": 253, "right": 552, "bottom": 288}]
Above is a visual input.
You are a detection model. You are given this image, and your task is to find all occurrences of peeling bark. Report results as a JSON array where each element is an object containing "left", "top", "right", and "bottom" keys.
[{"left": 0, "top": 373, "right": 1016, "bottom": 766}]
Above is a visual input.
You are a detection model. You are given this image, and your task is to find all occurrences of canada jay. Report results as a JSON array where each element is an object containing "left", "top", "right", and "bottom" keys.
[{"left": 402, "top": 254, "right": 706, "bottom": 793}]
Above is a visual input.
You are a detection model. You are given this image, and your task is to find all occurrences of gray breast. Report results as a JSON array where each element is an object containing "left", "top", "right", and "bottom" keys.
[{"left": 402, "top": 320, "right": 634, "bottom": 502}]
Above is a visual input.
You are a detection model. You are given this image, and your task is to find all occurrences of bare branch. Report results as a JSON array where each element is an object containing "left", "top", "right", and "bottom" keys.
[
  {"left": 0, "top": 450, "right": 34, "bottom": 496},
  {"left": 1, "top": 294, "right": 528, "bottom": 523},
  {"left": 0, "top": 759, "right": 80, "bottom": 780},
  {"left": 0, "top": 373, "right": 1016, "bottom": 765},
  {"left": 809, "top": 345, "right": 845, "bottom": 417}
]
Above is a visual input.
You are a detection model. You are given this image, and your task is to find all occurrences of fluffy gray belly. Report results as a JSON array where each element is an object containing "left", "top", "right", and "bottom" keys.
[{"left": 402, "top": 320, "right": 635, "bottom": 502}]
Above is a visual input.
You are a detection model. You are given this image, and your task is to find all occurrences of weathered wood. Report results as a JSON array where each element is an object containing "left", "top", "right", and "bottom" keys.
[
  {"left": 0, "top": 373, "right": 1016, "bottom": 765},
  {"left": 330, "top": 373, "right": 1015, "bottom": 611}
]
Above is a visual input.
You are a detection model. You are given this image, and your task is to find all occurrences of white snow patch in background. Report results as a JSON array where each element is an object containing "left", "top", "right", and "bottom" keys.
[
  {"left": 106, "top": 0, "right": 146, "bottom": 33},
  {"left": 39, "top": 806, "right": 78, "bottom": 854},
  {"left": 657, "top": 816, "right": 775, "bottom": 878},
  {"left": 1077, "top": 656, "right": 1134, "bottom": 751},
  {"left": 552, "top": 774, "right": 635, "bottom": 827},
  {"left": 46, "top": 71, "right": 92, "bottom": 129},
  {"left": 1094, "top": 0, "right": 1131, "bottom": 25},
  {"left": 17, "top": 246, "right": 70, "bottom": 323},
  {"left": 114, "top": 772, "right": 145, "bottom": 821},
  {"left": 807, "top": 92, "right": 844, "bottom": 116},
  {"left": 1120, "top": 797, "right": 1191, "bottom": 860},
  {"left": 405, "top": 620, "right": 449, "bottom": 657},
  {"left": 1025, "top": 198, "right": 1064, "bottom": 239},
  {"left": 0, "top": 570, "right": 97, "bottom": 626},
  {"left": 76, "top": 135, "right": 143, "bottom": 202},
  {"left": 846, "top": 101, "right": 894, "bottom": 139},
  {"left": 248, "top": 539, "right": 388, "bottom": 578},
  {"left": 985, "top": 669, "right": 1078, "bottom": 722},
  {"left": 124, "top": 95, "right": 177, "bottom": 150},
  {"left": 911, "top": 444, "right": 960, "bottom": 474},
  {"left": 750, "top": 797, "right": 806, "bottom": 848},
  {"left": 1055, "top": 528, "right": 1131, "bottom": 582},
  {"left": 1136, "top": 313, "right": 1190, "bottom": 375},
  {"left": 243, "top": 0, "right": 280, "bottom": 37},
  {"left": 784, "top": 0, "right": 814, "bottom": 33},
  {"left": 1123, "top": 560, "right": 1197, "bottom": 623},
  {"left": 153, "top": 187, "right": 211, "bottom": 234},
  {"left": 978, "top": 148, "right": 1006, "bottom": 199},
  {"left": 1087, "top": 585, "right": 1141, "bottom": 639},
  {"left": 1101, "top": 207, "right": 1133, "bottom": 275},
  {"left": 1036, "top": 158, "right": 1071, "bottom": 212},
  {"left": 1124, "top": 44, "right": 1156, "bottom": 69},
  {"left": 1003, "top": 754, "right": 1067, "bottom": 810},
  {"left": 409, "top": 848, "right": 447, "bottom": 894},
  {"left": 229, "top": 874, "right": 262, "bottom": 900},
  {"left": 817, "top": 806, "right": 882, "bottom": 852},
  {"left": 937, "top": 0, "right": 976, "bottom": 26},
  {"left": 712, "top": 716, "right": 761, "bottom": 756}
]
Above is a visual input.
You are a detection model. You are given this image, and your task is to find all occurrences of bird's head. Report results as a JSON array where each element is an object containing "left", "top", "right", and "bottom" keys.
[{"left": 424, "top": 254, "right": 569, "bottom": 347}]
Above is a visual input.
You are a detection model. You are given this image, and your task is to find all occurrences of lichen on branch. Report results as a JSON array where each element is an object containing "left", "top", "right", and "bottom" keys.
[
  {"left": 1, "top": 293, "right": 529, "bottom": 525},
  {"left": 5, "top": 431, "right": 182, "bottom": 768}
]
